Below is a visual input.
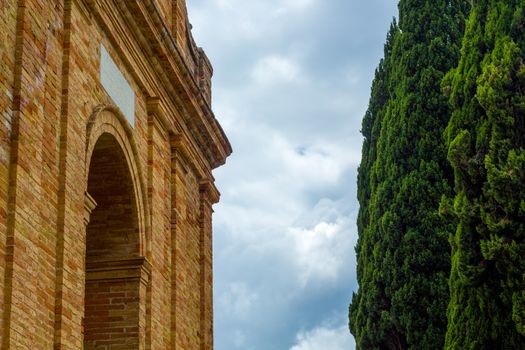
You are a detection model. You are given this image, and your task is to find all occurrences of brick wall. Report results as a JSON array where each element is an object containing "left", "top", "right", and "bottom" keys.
[
  {"left": 147, "top": 108, "right": 172, "bottom": 349},
  {"left": 0, "top": 1, "right": 18, "bottom": 345},
  {"left": 172, "top": 149, "right": 202, "bottom": 349},
  {"left": 1, "top": 0, "right": 64, "bottom": 348},
  {"left": 0, "top": 0, "right": 231, "bottom": 349}
]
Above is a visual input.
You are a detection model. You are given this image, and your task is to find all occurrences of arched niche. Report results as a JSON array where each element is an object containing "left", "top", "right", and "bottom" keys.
[
  {"left": 85, "top": 106, "right": 148, "bottom": 254},
  {"left": 83, "top": 106, "right": 150, "bottom": 350}
]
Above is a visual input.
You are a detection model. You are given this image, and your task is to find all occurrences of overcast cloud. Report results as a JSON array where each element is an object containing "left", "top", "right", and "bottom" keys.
[{"left": 187, "top": 1, "right": 398, "bottom": 349}]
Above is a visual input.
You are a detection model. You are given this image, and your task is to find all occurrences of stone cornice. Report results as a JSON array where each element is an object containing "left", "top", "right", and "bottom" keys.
[
  {"left": 81, "top": 0, "right": 232, "bottom": 171},
  {"left": 200, "top": 179, "right": 221, "bottom": 206},
  {"left": 148, "top": 97, "right": 214, "bottom": 181}
]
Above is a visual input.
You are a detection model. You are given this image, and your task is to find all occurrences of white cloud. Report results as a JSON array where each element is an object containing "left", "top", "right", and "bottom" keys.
[
  {"left": 214, "top": 119, "right": 359, "bottom": 286},
  {"left": 187, "top": 0, "right": 399, "bottom": 349},
  {"left": 290, "top": 324, "right": 355, "bottom": 350},
  {"left": 219, "top": 282, "right": 259, "bottom": 319},
  {"left": 252, "top": 55, "right": 302, "bottom": 86},
  {"left": 287, "top": 210, "right": 355, "bottom": 287},
  {"left": 274, "top": 136, "right": 359, "bottom": 185}
]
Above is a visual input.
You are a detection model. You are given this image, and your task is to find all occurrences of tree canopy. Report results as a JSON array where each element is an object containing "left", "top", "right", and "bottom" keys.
[
  {"left": 442, "top": 0, "right": 525, "bottom": 348},
  {"left": 350, "top": 1, "right": 468, "bottom": 348}
]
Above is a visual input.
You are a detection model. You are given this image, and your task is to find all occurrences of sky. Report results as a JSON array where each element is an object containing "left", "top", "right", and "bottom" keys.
[{"left": 186, "top": 1, "right": 398, "bottom": 349}]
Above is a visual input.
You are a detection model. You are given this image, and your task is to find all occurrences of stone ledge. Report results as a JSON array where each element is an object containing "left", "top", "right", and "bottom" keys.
[{"left": 86, "top": 258, "right": 151, "bottom": 284}]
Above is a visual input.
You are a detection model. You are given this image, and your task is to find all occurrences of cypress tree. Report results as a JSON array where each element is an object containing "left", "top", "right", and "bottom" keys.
[
  {"left": 350, "top": 20, "right": 397, "bottom": 349},
  {"left": 350, "top": 1, "right": 468, "bottom": 348},
  {"left": 442, "top": 0, "right": 525, "bottom": 348}
]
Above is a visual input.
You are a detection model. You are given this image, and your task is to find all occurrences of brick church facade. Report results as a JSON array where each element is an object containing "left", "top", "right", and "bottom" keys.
[{"left": 0, "top": 0, "right": 231, "bottom": 349}]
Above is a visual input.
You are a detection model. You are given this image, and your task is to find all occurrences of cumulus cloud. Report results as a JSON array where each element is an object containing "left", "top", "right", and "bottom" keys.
[
  {"left": 276, "top": 138, "right": 361, "bottom": 184},
  {"left": 187, "top": 0, "right": 399, "bottom": 349},
  {"left": 290, "top": 324, "right": 355, "bottom": 350},
  {"left": 288, "top": 217, "right": 353, "bottom": 287}
]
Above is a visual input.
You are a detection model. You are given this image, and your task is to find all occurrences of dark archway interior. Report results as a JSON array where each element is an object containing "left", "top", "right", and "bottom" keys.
[
  {"left": 86, "top": 133, "right": 139, "bottom": 262},
  {"left": 84, "top": 133, "right": 142, "bottom": 350}
]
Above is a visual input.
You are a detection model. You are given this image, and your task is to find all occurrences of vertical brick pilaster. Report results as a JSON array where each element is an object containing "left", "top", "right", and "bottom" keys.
[
  {"left": 2, "top": 2, "right": 28, "bottom": 347},
  {"left": 170, "top": 134, "right": 203, "bottom": 349},
  {"left": 169, "top": 138, "right": 178, "bottom": 349},
  {"left": 3, "top": 0, "right": 65, "bottom": 348},
  {"left": 199, "top": 180, "right": 218, "bottom": 350},
  {"left": 0, "top": 0, "right": 20, "bottom": 346},
  {"left": 53, "top": 0, "right": 74, "bottom": 348},
  {"left": 147, "top": 98, "right": 171, "bottom": 349}
]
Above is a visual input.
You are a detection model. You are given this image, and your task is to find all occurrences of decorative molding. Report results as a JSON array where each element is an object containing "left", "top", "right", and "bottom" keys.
[
  {"left": 86, "top": 258, "right": 152, "bottom": 285},
  {"left": 87, "top": 0, "right": 232, "bottom": 170},
  {"left": 170, "top": 133, "right": 208, "bottom": 179},
  {"left": 83, "top": 192, "right": 97, "bottom": 226},
  {"left": 73, "top": 0, "right": 94, "bottom": 22},
  {"left": 146, "top": 96, "right": 172, "bottom": 136},
  {"left": 200, "top": 179, "right": 220, "bottom": 205}
]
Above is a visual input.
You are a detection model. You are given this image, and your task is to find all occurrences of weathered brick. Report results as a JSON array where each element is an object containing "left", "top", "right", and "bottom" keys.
[{"left": 0, "top": 1, "right": 231, "bottom": 349}]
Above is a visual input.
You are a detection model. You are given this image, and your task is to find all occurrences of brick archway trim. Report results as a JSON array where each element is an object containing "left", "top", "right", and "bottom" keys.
[{"left": 85, "top": 105, "right": 150, "bottom": 257}]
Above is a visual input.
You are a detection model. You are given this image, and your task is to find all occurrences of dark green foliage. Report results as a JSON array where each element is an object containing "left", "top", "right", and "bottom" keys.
[
  {"left": 443, "top": 0, "right": 525, "bottom": 348},
  {"left": 350, "top": 1, "right": 468, "bottom": 349},
  {"left": 350, "top": 21, "right": 397, "bottom": 349}
]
